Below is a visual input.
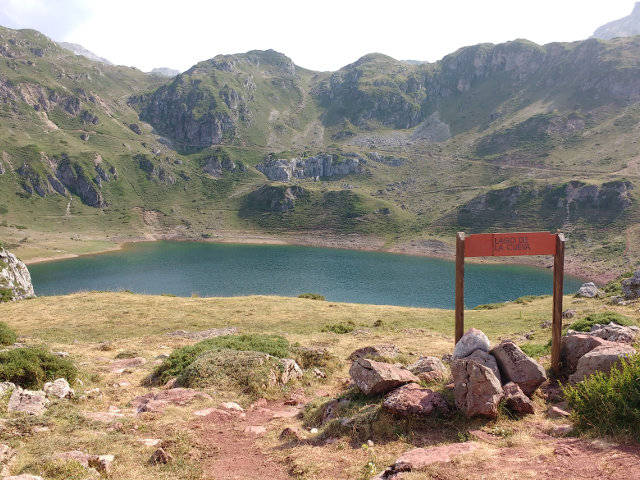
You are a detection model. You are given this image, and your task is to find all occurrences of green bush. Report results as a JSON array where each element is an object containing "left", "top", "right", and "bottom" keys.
[
  {"left": 322, "top": 321, "right": 355, "bottom": 334},
  {"left": 472, "top": 302, "right": 507, "bottom": 310},
  {"left": 148, "top": 334, "right": 290, "bottom": 385},
  {"left": 176, "top": 349, "right": 283, "bottom": 397},
  {"left": 0, "top": 289, "right": 13, "bottom": 303},
  {"left": 570, "top": 312, "right": 634, "bottom": 332},
  {"left": 0, "top": 322, "right": 17, "bottom": 345},
  {"left": 298, "top": 293, "right": 326, "bottom": 301},
  {"left": 0, "top": 348, "right": 77, "bottom": 389},
  {"left": 564, "top": 355, "right": 640, "bottom": 439},
  {"left": 114, "top": 350, "right": 138, "bottom": 359}
]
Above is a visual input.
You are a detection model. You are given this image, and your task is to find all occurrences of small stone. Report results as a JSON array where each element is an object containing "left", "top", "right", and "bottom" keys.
[
  {"left": 8, "top": 388, "right": 49, "bottom": 415},
  {"left": 149, "top": 448, "right": 172, "bottom": 465},
  {"left": 562, "top": 310, "right": 576, "bottom": 319},
  {"left": 309, "top": 427, "right": 318, "bottom": 434},
  {"left": 548, "top": 405, "right": 570, "bottom": 418},
  {"left": 244, "top": 425, "right": 266, "bottom": 435},
  {"left": 381, "top": 442, "right": 479, "bottom": 477},
  {"left": 502, "top": 382, "right": 534, "bottom": 415},
  {"left": 137, "top": 438, "right": 161, "bottom": 447},
  {"left": 313, "top": 367, "right": 326, "bottom": 378},
  {"left": 279, "top": 358, "right": 303, "bottom": 384},
  {"left": 221, "top": 401, "right": 244, "bottom": 412},
  {"left": 53, "top": 351, "right": 69, "bottom": 358},
  {"left": 453, "top": 328, "right": 490, "bottom": 359},
  {"left": 43, "top": 378, "right": 74, "bottom": 399},
  {"left": 279, "top": 426, "right": 306, "bottom": 442},
  {"left": 550, "top": 424, "right": 574, "bottom": 436}
]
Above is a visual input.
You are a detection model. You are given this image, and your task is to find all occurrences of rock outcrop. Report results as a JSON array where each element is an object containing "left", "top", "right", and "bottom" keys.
[
  {"left": 451, "top": 358, "right": 503, "bottom": 418},
  {"left": 376, "top": 442, "right": 478, "bottom": 479},
  {"left": 588, "top": 323, "right": 639, "bottom": 344},
  {"left": 0, "top": 247, "right": 35, "bottom": 301},
  {"left": 575, "top": 282, "right": 603, "bottom": 298},
  {"left": 243, "top": 184, "right": 308, "bottom": 213},
  {"left": 622, "top": 270, "right": 640, "bottom": 300},
  {"left": 561, "top": 334, "right": 609, "bottom": 374},
  {"left": 8, "top": 388, "right": 49, "bottom": 415},
  {"left": 43, "top": 378, "right": 74, "bottom": 399},
  {"left": 256, "top": 153, "right": 363, "bottom": 181},
  {"left": 490, "top": 340, "right": 546, "bottom": 396},
  {"left": 349, "top": 344, "right": 400, "bottom": 361},
  {"left": 349, "top": 357, "right": 418, "bottom": 395},
  {"left": 593, "top": 2, "right": 640, "bottom": 40}
]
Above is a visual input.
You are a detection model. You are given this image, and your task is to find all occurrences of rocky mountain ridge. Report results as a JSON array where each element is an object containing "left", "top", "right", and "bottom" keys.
[{"left": 593, "top": 3, "right": 640, "bottom": 40}]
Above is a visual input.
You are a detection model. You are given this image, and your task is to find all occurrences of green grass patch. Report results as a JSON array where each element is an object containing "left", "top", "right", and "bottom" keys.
[
  {"left": 520, "top": 340, "right": 551, "bottom": 358},
  {"left": 0, "top": 321, "right": 17, "bottom": 345},
  {"left": 564, "top": 355, "right": 640, "bottom": 440},
  {"left": 0, "top": 289, "right": 13, "bottom": 303},
  {"left": 0, "top": 347, "right": 77, "bottom": 389},
  {"left": 473, "top": 302, "right": 507, "bottom": 310},
  {"left": 321, "top": 321, "right": 355, "bottom": 334},
  {"left": 148, "top": 334, "right": 290, "bottom": 385},
  {"left": 569, "top": 312, "right": 634, "bottom": 332}
]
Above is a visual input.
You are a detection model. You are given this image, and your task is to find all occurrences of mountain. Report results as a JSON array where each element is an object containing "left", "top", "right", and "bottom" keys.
[
  {"left": 1, "top": 25, "right": 640, "bottom": 279},
  {"left": 57, "top": 41, "right": 112, "bottom": 65},
  {"left": 593, "top": 2, "right": 640, "bottom": 39},
  {"left": 149, "top": 67, "right": 180, "bottom": 77}
]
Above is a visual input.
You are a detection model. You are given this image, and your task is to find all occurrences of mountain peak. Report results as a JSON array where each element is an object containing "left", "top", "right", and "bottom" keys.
[{"left": 592, "top": 3, "right": 640, "bottom": 40}]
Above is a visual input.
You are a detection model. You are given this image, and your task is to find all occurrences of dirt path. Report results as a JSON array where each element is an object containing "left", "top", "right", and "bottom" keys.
[{"left": 192, "top": 401, "right": 299, "bottom": 480}]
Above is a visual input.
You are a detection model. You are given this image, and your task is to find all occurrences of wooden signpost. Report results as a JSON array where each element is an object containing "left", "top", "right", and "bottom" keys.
[{"left": 455, "top": 231, "right": 566, "bottom": 375}]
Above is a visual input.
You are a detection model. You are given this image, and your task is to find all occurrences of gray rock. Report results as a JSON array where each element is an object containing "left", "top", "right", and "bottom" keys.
[
  {"left": 256, "top": 153, "right": 363, "bottom": 181},
  {"left": 452, "top": 358, "right": 503, "bottom": 418},
  {"left": 8, "top": 388, "right": 49, "bottom": 415},
  {"left": 464, "top": 349, "right": 501, "bottom": 382},
  {"left": 561, "top": 333, "right": 609, "bottom": 374},
  {"left": 0, "top": 382, "right": 16, "bottom": 396},
  {"left": 589, "top": 322, "right": 640, "bottom": 344},
  {"left": 575, "top": 282, "right": 603, "bottom": 298},
  {"left": 0, "top": 247, "right": 35, "bottom": 301},
  {"left": 622, "top": 270, "right": 640, "bottom": 299},
  {"left": 562, "top": 310, "right": 576, "bottom": 319},
  {"left": 43, "top": 378, "right": 74, "bottom": 399},
  {"left": 503, "top": 382, "right": 534, "bottom": 415},
  {"left": 382, "top": 383, "right": 449, "bottom": 416},
  {"left": 407, "top": 356, "right": 447, "bottom": 378},
  {"left": 453, "top": 328, "right": 490, "bottom": 359},
  {"left": 349, "top": 344, "right": 400, "bottom": 361},
  {"left": 569, "top": 343, "right": 637, "bottom": 383},
  {"left": 349, "top": 357, "right": 418, "bottom": 395},
  {"left": 490, "top": 340, "right": 547, "bottom": 397},
  {"left": 376, "top": 442, "right": 478, "bottom": 479},
  {"left": 279, "top": 358, "right": 303, "bottom": 384}
]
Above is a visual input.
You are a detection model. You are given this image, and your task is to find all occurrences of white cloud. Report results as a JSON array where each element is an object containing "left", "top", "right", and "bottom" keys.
[{"left": 1, "top": 0, "right": 636, "bottom": 72}]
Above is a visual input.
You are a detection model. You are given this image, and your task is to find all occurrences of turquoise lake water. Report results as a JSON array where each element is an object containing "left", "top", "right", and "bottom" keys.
[{"left": 28, "top": 241, "right": 583, "bottom": 309}]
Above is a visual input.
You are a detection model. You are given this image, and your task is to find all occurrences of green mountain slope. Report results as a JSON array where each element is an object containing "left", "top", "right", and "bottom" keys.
[{"left": 0, "top": 26, "right": 639, "bottom": 279}]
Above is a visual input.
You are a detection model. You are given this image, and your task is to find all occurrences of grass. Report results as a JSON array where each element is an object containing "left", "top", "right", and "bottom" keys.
[
  {"left": 564, "top": 354, "right": 640, "bottom": 440},
  {"left": 0, "top": 321, "right": 16, "bottom": 345},
  {"left": 298, "top": 293, "right": 326, "bottom": 301},
  {"left": 0, "top": 347, "right": 77, "bottom": 389}
]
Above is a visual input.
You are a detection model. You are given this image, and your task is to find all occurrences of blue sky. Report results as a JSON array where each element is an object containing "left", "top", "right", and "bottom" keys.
[{"left": 0, "top": 0, "right": 635, "bottom": 72}]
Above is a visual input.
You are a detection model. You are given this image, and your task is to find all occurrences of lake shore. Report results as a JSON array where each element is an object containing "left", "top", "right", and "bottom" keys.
[{"left": 22, "top": 229, "right": 601, "bottom": 283}]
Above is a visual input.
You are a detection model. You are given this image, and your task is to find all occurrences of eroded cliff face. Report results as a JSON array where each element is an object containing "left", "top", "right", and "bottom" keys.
[
  {"left": 256, "top": 153, "right": 363, "bottom": 181},
  {"left": 0, "top": 248, "right": 35, "bottom": 301}
]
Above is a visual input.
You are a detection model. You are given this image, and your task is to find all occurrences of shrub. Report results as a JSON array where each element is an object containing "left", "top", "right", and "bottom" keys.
[
  {"left": 322, "top": 321, "right": 355, "bottom": 334},
  {"left": 148, "top": 334, "right": 290, "bottom": 385},
  {"left": 570, "top": 312, "right": 634, "bottom": 332},
  {"left": 0, "top": 289, "right": 12, "bottom": 303},
  {"left": 472, "top": 302, "right": 507, "bottom": 310},
  {"left": 0, "top": 322, "right": 17, "bottom": 345},
  {"left": 0, "top": 348, "right": 77, "bottom": 389},
  {"left": 564, "top": 354, "right": 640, "bottom": 439},
  {"left": 298, "top": 293, "right": 326, "bottom": 301},
  {"left": 176, "top": 349, "right": 283, "bottom": 397},
  {"left": 114, "top": 350, "right": 138, "bottom": 359}
]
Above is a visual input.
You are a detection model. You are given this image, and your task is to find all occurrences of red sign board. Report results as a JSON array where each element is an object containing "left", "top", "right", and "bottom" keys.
[{"left": 464, "top": 232, "right": 556, "bottom": 257}]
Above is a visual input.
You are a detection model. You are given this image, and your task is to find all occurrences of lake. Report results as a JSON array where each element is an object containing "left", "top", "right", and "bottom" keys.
[{"left": 29, "top": 241, "right": 583, "bottom": 309}]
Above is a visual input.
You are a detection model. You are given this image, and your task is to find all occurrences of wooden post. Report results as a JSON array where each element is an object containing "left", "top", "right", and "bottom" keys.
[
  {"left": 551, "top": 233, "right": 565, "bottom": 376},
  {"left": 455, "top": 232, "right": 465, "bottom": 344}
]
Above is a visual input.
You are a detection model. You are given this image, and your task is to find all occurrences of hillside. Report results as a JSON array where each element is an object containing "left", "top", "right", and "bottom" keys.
[
  {"left": 593, "top": 2, "right": 640, "bottom": 40},
  {"left": 0, "top": 26, "right": 640, "bottom": 279}
]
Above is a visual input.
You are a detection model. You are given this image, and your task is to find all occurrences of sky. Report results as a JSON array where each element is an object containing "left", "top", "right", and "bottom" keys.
[{"left": 0, "top": 0, "right": 636, "bottom": 73}]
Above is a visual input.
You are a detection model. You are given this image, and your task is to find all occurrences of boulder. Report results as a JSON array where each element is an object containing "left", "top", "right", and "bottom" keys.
[
  {"left": 43, "top": 378, "right": 74, "bottom": 399},
  {"left": 132, "top": 388, "right": 212, "bottom": 413},
  {"left": 0, "top": 382, "right": 16, "bottom": 396},
  {"left": 279, "top": 358, "right": 303, "bottom": 384},
  {"left": 110, "top": 356, "right": 147, "bottom": 373},
  {"left": 502, "top": 382, "right": 534, "bottom": 415},
  {"left": 569, "top": 343, "right": 636, "bottom": 383},
  {"left": 348, "top": 344, "right": 400, "bottom": 361},
  {"left": 452, "top": 359, "right": 503, "bottom": 418},
  {"left": 382, "top": 383, "right": 449, "bottom": 416},
  {"left": 560, "top": 334, "right": 609, "bottom": 373},
  {"left": 562, "top": 310, "right": 577, "bottom": 319},
  {"left": 575, "top": 282, "right": 603, "bottom": 298},
  {"left": 149, "top": 448, "right": 172, "bottom": 465},
  {"left": 490, "top": 340, "right": 547, "bottom": 396},
  {"left": 589, "top": 323, "right": 639, "bottom": 344},
  {"left": 453, "top": 328, "right": 490, "bottom": 359},
  {"left": 407, "top": 356, "right": 447, "bottom": 380},
  {"left": 0, "top": 247, "right": 35, "bottom": 301},
  {"left": 622, "top": 270, "right": 640, "bottom": 299},
  {"left": 464, "top": 349, "right": 501, "bottom": 382},
  {"left": 7, "top": 388, "right": 48, "bottom": 415},
  {"left": 349, "top": 357, "right": 418, "bottom": 395},
  {"left": 88, "top": 454, "right": 114, "bottom": 473}
]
